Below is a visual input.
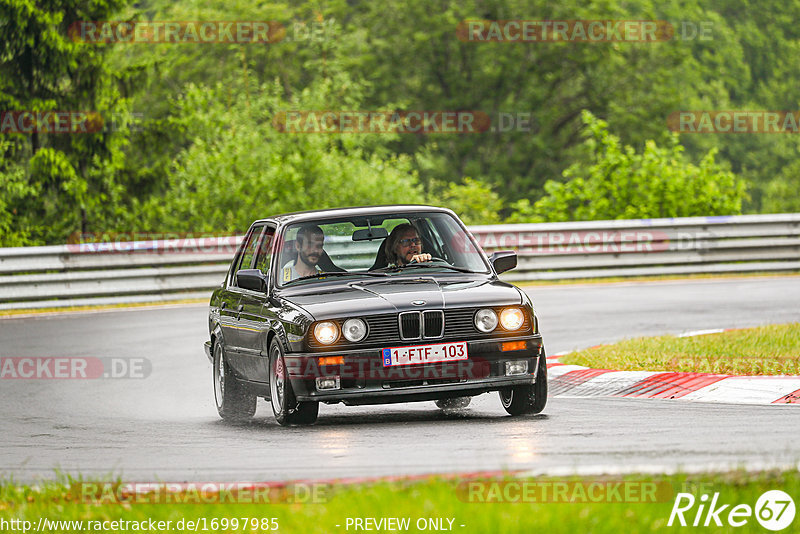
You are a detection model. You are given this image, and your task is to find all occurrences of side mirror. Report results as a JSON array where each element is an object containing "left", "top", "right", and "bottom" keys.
[
  {"left": 236, "top": 269, "right": 267, "bottom": 292},
  {"left": 489, "top": 250, "right": 517, "bottom": 274}
]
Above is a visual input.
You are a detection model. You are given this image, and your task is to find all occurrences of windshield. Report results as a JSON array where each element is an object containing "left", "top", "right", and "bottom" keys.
[{"left": 276, "top": 211, "right": 489, "bottom": 287}]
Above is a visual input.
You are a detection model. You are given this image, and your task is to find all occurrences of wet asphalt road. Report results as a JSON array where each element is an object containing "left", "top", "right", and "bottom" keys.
[{"left": 1, "top": 276, "right": 799, "bottom": 482}]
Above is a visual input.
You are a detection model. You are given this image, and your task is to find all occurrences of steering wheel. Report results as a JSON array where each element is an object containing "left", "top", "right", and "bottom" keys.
[{"left": 409, "top": 256, "right": 447, "bottom": 264}]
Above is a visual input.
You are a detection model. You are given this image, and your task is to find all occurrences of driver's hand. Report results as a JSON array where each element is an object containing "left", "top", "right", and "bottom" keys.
[{"left": 410, "top": 253, "right": 432, "bottom": 263}]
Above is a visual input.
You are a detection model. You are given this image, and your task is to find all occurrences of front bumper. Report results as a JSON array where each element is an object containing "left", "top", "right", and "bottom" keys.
[{"left": 285, "top": 335, "right": 543, "bottom": 404}]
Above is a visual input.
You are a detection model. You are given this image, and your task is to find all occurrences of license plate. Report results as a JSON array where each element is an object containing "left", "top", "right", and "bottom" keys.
[{"left": 382, "top": 341, "right": 468, "bottom": 367}]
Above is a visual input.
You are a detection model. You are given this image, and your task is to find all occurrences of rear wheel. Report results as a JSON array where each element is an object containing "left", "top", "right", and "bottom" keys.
[
  {"left": 269, "top": 339, "right": 319, "bottom": 426},
  {"left": 499, "top": 350, "right": 548, "bottom": 416},
  {"left": 435, "top": 397, "right": 471, "bottom": 410},
  {"left": 213, "top": 339, "right": 256, "bottom": 421}
]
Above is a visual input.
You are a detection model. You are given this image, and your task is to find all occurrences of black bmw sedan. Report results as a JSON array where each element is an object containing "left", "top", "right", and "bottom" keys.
[{"left": 204, "top": 205, "right": 547, "bottom": 425}]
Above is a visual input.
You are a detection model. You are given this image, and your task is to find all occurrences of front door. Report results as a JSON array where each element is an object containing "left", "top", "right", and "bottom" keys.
[
  {"left": 235, "top": 226, "right": 275, "bottom": 383},
  {"left": 225, "top": 225, "right": 264, "bottom": 378}
]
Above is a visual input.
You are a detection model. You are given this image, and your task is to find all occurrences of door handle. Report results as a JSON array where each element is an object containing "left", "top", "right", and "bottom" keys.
[
  {"left": 236, "top": 304, "right": 244, "bottom": 319},
  {"left": 220, "top": 301, "right": 227, "bottom": 310}
]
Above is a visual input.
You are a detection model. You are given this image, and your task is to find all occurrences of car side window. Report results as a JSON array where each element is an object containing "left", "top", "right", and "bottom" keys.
[
  {"left": 254, "top": 226, "right": 276, "bottom": 275},
  {"left": 231, "top": 226, "right": 265, "bottom": 287}
]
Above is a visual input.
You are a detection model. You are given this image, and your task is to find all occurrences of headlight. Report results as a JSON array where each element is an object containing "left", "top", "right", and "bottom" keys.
[
  {"left": 500, "top": 307, "right": 525, "bottom": 331},
  {"left": 474, "top": 308, "right": 498, "bottom": 333},
  {"left": 313, "top": 321, "right": 339, "bottom": 344},
  {"left": 342, "top": 318, "right": 367, "bottom": 342}
]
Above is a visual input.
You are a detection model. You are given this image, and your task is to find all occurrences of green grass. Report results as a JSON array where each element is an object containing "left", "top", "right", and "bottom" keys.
[
  {"left": 2, "top": 471, "right": 798, "bottom": 533},
  {"left": 561, "top": 323, "right": 800, "bottom": 375}
]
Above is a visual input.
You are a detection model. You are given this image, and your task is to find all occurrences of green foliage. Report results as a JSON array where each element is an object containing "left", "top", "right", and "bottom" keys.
[
  {"left": 437, "top": 178, "right": 503, "bottom": 225},
  {"left": 343, "top": 0, "right": 703, "bottom": 200},
  {"left": 0, "top": 139, "right": 34, "bottom": 245},
  {"left": 134, "top": 76, "right": 425, "bottom": 233},
  {"left": 0, "top": 0, "right": 132, "bottom": 245},
  {"left": 2, "top": 0, "right": 799, "bottom": 245},
  {"left": 510, "top": 111, "right": 746, "bottom": 222},
  {"left": 504, "top": 199, "right": 543, "bottom": 224},
  {"left": 762, "top": 166, "right": 800, "bottom": 214}
]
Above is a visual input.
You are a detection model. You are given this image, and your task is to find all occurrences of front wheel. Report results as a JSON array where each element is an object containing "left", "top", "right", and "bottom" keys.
[
  {"left": 269, "top": 339, "right": 319, "bottom": 426},
  {"left": 499, "top": 350, "right": 548, "bottom": 416},
  {"left": 213, "top": 339, "right": 256, "bottom": 421}
]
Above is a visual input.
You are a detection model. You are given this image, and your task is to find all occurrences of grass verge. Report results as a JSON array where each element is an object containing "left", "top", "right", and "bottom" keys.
[
  {"left": 1, "top": 471, "right": 798, "bottom": 533},
  {"left": 561, "top": 323, "right": 800, "bottom": 375}
]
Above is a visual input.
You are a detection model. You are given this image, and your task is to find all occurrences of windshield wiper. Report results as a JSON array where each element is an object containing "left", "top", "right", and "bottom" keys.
[
  {"left": 285, "top": 271, "right": 387, "bottom": 284},
  {"left": 382, "top": 263, "right": 477, "bottom": 274}
]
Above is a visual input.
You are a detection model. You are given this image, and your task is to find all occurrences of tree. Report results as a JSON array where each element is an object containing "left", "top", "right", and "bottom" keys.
[
  {"left": 0, "top": 0, "right": 131, "bottom": 244},
  {"left": 438, "top": 177, "right": 503, "bottom": 225},
  {"left": 508, "top": 111, "right": 746, "bottom": 222},
  {"left": 134, "top": 74, "right": 426, "bottom": 233},
  {"left": 334, "top": 0, "right": 721, "bottom": 203},
  {"left": 762, "top": 162, "right": 800, "bottom": 214}
]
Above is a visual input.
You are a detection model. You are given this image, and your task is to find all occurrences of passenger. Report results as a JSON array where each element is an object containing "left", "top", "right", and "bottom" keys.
[
  {"left": 384, "top": 223, "right": 432, "bottom": 267},
  {"left": 283, "top": 225, "right": 325, "bottom": 281}
]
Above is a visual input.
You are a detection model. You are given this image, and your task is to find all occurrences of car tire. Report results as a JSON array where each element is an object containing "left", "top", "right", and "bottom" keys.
[
  {"left": 435, "top": 397, "right": 472, "bottom": 410},
  {"left": 499, "top": 349, "right": 548, "bottom": 416},
  {"left": 269, "top": 339, "right": 319, "bottom": 426},
  {"left": 213, "top": 338, "right": 257, "bottom": 421}
]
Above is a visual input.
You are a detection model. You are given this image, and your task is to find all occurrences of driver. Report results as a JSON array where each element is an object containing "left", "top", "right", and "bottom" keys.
[
  {"left": 283, "top": 224, "right": 325, "bottom": 281},
  {"left": 384, "top": 223, "right": 432, "bottom": 267}
]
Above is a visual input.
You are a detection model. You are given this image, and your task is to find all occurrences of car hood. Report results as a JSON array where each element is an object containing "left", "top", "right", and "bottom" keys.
[{"left": 280, "top": 277, "right": 522, "bottom": 320}]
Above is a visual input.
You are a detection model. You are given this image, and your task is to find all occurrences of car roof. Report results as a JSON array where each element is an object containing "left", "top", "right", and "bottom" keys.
[{"left": 254, "top": 205, "right": 456, "bottom": 225}]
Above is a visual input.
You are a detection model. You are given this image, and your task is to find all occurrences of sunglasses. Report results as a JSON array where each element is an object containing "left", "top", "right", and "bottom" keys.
[{"left": 399, "top": 237, "right": 421, "bottom": 246}]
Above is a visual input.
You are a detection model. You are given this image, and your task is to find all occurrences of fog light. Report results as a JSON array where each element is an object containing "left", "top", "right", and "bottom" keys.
[
  {"left": 505, "top": 361, "right": 528, "bottom": 376},
  {"left": 316, "top": 376, "right": 341, "bottom": 390}
]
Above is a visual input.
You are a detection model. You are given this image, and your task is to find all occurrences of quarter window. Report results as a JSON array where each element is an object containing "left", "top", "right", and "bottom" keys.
[
  {"left": 231, "top": 225, "right": 265, "bottom": 287},
  {"left": 254, "top": 227, "right": 276, "bottom": 274}
]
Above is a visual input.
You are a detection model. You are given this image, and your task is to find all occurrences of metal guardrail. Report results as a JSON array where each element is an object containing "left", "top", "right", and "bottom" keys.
[{"left": 0, "top": 214, "right": 798, "bottom": 310}]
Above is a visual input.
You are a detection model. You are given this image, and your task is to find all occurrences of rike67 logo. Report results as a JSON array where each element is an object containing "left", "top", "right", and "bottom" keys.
[{"left": 669, "top": 490, "right": 795, "bottom": 530}]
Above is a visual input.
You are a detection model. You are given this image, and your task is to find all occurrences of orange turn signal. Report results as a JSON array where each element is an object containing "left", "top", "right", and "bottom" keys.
[
  {"left": 317, "top": 356, "right": 344, "bottom": 366},
  {"left": 501, "top": 341, "right": 527, "bottom": 352}
]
